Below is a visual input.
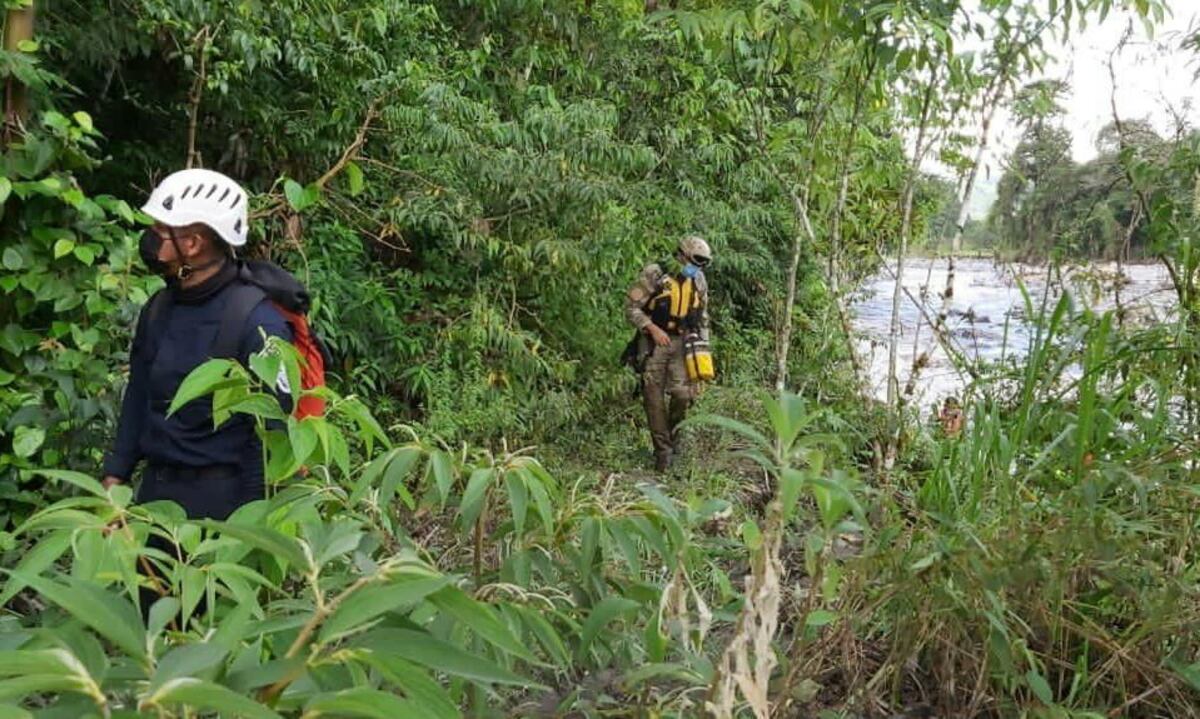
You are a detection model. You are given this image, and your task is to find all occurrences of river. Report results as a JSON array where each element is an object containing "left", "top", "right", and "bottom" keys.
[{"left": 850, "top": 257, "right": 1178, "bottom": 406}]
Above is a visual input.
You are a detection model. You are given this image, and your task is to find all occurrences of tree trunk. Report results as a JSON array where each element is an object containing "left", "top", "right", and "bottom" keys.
[
  {"left": 775, "top": 185, "right": 816, "bottom": 393},
  {"left": 950, "top": 97, "right": 998, "bottom": 254},
  {"left": 828, "top": 48, "right": 875, "bottom": 290},
  {"left": 948, "top": 46, "right": 1015, "bottom": 254},
  {"left": 3, "top": 2, "right": 36, "bottom": 140},
  {"left": 828, "top": 171, "right": 850, "bottom": 293},
  {"left": 885, "top": 67, "right": 940, "bottom": 467}
]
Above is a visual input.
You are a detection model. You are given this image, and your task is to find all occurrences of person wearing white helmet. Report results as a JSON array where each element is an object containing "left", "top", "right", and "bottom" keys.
[
  {"left": 102, "top": 168, "right": 293, "bottom": 521},
  {"left": 624, "top": 235, "right": 713, "bottom": 472}
]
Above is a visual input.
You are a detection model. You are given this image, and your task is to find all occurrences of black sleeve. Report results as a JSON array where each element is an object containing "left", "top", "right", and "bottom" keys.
[{"left": 102, "top": 304, "right": 153, "bottom": 480}]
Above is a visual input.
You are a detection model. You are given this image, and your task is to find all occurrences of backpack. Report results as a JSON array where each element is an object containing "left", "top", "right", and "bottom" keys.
[{"left": 143, "top": 260, "right": 332, "bottom": 419}]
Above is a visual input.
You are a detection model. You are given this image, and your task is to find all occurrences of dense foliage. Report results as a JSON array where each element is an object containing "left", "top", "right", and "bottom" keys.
[{"left": 6, "top": 0, "right": 1200, "bottom": 717}]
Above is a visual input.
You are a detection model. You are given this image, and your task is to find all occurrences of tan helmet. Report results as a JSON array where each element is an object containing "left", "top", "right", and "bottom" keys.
[{"left": 678, "top": 235, "right": 712, "bottom": 267}]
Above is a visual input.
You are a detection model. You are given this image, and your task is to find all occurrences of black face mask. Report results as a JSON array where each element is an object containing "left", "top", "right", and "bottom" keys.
[
  {"left": 139, "top": 228, "right": 171, "bottom": 277},
  {"left": 140, "top": 226, "right": 227, "bottom": 282}
]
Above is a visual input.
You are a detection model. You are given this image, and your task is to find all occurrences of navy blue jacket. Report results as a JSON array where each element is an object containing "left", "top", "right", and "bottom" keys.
[{"left": 103, "top": 276, "right": 293, "bottom": 482}]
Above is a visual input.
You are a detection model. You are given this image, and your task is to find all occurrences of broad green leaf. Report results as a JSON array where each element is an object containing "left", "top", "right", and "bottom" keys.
[
  {"left": 576, "top": 597, "right": 640, "bottom": 662},
  {"left": 741, "top": 520, "right": 762, "bottom": 551},
  {"left": 428, "top": 586, "right": 535, "bottom": 661},
  {"left": 605, "top": 520, "right": 641, "bottom": 575},
  {"left": 808, "top": 475, "right": 861, "bottom": 529},
  {"left": 805, "top": 610, "right": 837, "bottom": 627},
  {"left": 629, "top": 515, "right": 668, "bottom": 561},
  {"left": 7, "top": 573, "right": 146, "bottom": 662},
  {"left": 328, "top": 426, "right": 352, "bottom": 479},
  {"left": 2, "top": 249, "right": 22, "bottom": 271},
  {"left": 0, "top": 178, "right": 11, "bottom": 205},
  {"left": 578, "top": 516, "right": 600, "bottom": 578},
  {"left": 504, "top": 471, "right": 528, "bottom": 535},
  {"left": 335, "top": 397, "right": 389, "bottom": 452},
  {"left": 348, "top": 651, "right": 460, "bottom": 719},
  {"left": 320, "top": 574, "right": 451, "bottom": 642},
  {"left": 288, "top": 418, "right": 320, "bottom": 465},
  {"left": 145, "top": 677, "right": 281, "bottom": 719},
  {"left": 248, "top": 351, "right": 282, "bottom": 391},
  {"left": 1025, "top": 669, "right": 1055, "bottom": 705},
  {"left": 211, "top": 602, "right": 257, "bottom": 652},
  {"left": 0, "top": 531, "right": 71, "bottom": 604},
  {"left": 514, "top": 606, "right": 569, "bottom": 666},
  {"left": 622, "top": 662, "right": 704, "bottom": 689},
  {"left": 310, "top": 520, "right": 365, "bottom": 569},
  {"left": 380, "top": 447, "right": 421, "bottom": 509},
  {"left": 526, "top": 470, "right": 555, "bottom": 535},
  {"left": 148, "top": 597, "right": 182, "bottom": 638},
  {"left": 428, "top": 450, "right": 455, "bottom": 508},
  {"left": 352, "top": 448, "right": 398, "bottom": 504},
  {"left": 303, "top": 688, "right": 421, "bottom": 718},
  {"left": 0, "top": 674, "right": 89, "bottom": 702},
  {"left": 457, "top": 468, "right": 492, "bottom": 530},
  {"left": 284, "top": 179, "right": 308, "bottom": 211},
  {"left": 1170, "top": 659, "right": 1200, "bottom": 692},
  {"left": 221, "top": 393, "right": 287, "bottom": 422},
  {"left": 681, "top": 413, "right": 770, "bottom": 452},
  {"left": 72, "top": 111, "right": 93, "bottom": 132},
  {"left": 225, "top": 657, "right": 306, "bottom": 693},
  {"left": 53, "top": 238, "right": 75, "bottom": 259},
  {"left": 0, "top": 649, "right": 91, "bottom": 679},
  {"left": 150, "top": 643, "right": 228, "bottom": 689},
  {"left": 354, "top": 629, "right": 535, "bottom": 687},
  {"left": 194, "top": 519, "right": 309, "bottom": 571},
  {"left": 167, "top": 359, "right": 237, "bottom": 416},
  {"left": 0, "top": 704, "right": 31, "bottom": 719},
  {"left": 12, "top": 427, "right": 44, "bottom": 459},
  {"left": 29, "top": 468, "right": 106, "bottom": 500},
  {"left": 346, "top": 161, "right": 365, "bottom": 196},
  {"left": 778, "top": 467, "right": 806, "bottom": 522}
]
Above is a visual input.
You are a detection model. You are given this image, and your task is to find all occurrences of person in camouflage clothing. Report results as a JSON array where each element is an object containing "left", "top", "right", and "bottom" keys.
[{"left": 625, "top": 236, "right": 712, "bottom": 472}]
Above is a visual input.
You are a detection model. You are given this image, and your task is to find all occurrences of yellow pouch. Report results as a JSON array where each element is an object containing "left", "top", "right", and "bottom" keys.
[{"left": 684, "top": 333, "right": 715, "bottom": 382}]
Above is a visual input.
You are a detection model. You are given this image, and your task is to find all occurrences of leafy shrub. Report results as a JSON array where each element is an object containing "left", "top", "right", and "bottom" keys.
[{"left": 0, "top": 112, "right": 157, "bottom": 528}]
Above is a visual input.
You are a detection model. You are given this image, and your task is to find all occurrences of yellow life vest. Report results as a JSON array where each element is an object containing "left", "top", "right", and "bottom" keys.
[{"left": 648, "top": 275, "right": 703, "bottom": 334}]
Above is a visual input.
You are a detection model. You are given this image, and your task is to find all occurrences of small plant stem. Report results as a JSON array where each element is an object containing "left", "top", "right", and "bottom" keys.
[
  {"left": 258, "top": 572, "right": 375, "bottom": 704},
  {"left": 474, "top": 490, "right": 489, "bottom": 585}
]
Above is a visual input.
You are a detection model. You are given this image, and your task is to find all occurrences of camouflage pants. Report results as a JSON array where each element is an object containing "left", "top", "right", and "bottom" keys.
[{"left": 642, "top": 335, "right": 696, "bottom": 466}]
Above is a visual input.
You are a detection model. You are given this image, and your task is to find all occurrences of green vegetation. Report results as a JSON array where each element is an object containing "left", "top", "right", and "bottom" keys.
[{"left": 5, "top": 0, "right": 1200, "bottom": 717}]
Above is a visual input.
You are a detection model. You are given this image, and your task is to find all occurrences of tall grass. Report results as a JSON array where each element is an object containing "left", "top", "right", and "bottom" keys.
[{"left": 805, "top": 273, "right": 1200, "bottom": 716}]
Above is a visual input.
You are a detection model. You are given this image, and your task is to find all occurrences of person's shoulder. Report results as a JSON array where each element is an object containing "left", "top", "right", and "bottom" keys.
[
  {"left": 247, "top": 297, "right": 288, "bottom": 327},
  {"left": 628, "top": 262, "right": 664, "bottom": 302},
  {"left": 638, "top": 262, "right": 665, "bottom": 286},
  {"left": 226, "top": 281, "right": 290, "bottom": 336}
]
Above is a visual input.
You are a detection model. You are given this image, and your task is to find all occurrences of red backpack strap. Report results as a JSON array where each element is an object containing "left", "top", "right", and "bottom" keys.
[{"left": 272, "top": 302, "right": 327, "bottom": 419}]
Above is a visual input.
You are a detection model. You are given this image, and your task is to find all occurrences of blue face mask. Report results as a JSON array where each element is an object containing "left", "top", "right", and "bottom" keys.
[{"left": 681, "top": 263, "right": 700, "bottom": 279}]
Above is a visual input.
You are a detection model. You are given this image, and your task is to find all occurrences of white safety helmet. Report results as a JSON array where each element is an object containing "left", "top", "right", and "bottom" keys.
[{"left": 142, "top": 168, "right": 250, "bottom": 247}]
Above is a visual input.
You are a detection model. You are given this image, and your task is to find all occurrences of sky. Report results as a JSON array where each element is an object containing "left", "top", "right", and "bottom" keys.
[{"left": 948, "top": 2, "right": 1200, "bottom": 218}]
